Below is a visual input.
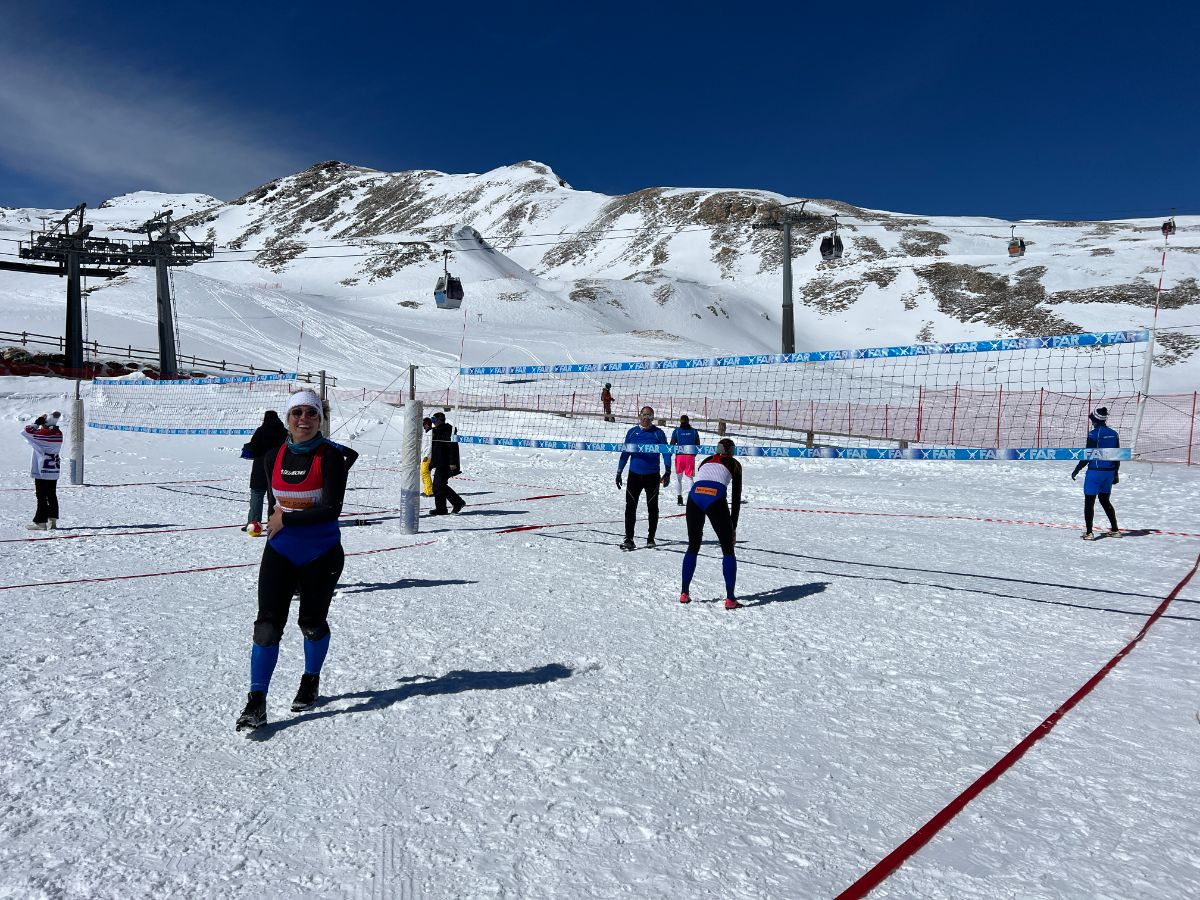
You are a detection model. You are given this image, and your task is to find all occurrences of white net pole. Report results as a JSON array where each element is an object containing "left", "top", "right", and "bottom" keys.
[
  {"left": 399, "top": 365, "right": 422, "bottom": 535},
  {"left": 69, "top": 384, "right": 84, "bottom": 485}
]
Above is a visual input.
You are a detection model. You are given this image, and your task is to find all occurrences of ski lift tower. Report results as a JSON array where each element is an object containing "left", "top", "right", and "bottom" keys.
[
  {"left": 15, "top": 203, "right": 125, "bottom": 372},
  {"left": 752, "top": 200, "right": 813, "bottom": 354},
  {"left": 126, "top": 211, "right": 215, "bottom": 376}
]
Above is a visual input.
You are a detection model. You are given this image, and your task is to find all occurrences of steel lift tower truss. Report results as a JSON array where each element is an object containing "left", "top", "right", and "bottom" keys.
[{"left": 19, "top": 204, "right": 214, "bottom": 376}]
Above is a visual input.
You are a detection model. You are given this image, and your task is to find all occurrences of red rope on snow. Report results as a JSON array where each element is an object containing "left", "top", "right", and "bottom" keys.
[
  {"left": 759, "top": 506, "right": 1200, "bottom": 538},
  {"left": 834, "top": 546, "right": 1200, "bottom": 899}
]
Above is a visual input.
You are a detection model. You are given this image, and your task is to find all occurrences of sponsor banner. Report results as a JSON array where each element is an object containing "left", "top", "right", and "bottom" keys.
[
  {"left": 454, "top": 434, "right": 1131, "bottom": 461},
  {"left": 86, "top": 422, "right": 255, "bottom": 435},
  {"left": 91, "top": 372, "right": 297, "bottom": 387},
  {"left": 459, "top": 330, "right": 1149, "bottom": 376}
]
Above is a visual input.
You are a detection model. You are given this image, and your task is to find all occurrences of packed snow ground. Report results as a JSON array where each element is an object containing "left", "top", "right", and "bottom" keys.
[{"left": 3, "top": 381, "right": 1200, "bottom": 899}]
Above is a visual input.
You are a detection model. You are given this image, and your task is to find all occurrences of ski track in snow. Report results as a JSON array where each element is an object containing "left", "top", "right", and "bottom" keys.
[{"left": 3, "top": 399, "right": 1200, "bottom": 898}]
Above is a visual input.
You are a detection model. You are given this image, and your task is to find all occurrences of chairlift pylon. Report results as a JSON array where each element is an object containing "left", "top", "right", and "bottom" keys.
[
  {"left": 434, "top": 248, "right": 464, "bottom": 309},
  {"left": 1007, "top": 224, "right": 1025, "bottom": 258},
  {"left": 819, "top": 214, "right": 844, "bottom": 260}
]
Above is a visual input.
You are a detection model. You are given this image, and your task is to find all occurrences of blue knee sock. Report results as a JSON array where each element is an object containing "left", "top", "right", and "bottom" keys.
[
  {"left": 249, "top": 643, "right": 280, "bottom": 694},
  {"left": 303, "top": 633, "right": 330, "bottom": 676},
  {"left": 722, "top": 555, "right": 737, "bottom": 599},
  {"left": 681, "top": 552, "right": 698, "bottom": 593}
]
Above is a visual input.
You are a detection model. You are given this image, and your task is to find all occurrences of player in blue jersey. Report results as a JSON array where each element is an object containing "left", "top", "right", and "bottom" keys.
[
  {"left": 1070, "top": 406, "right": 1121, "bottom": 540},
  {"left": 670, "top": 414, "right": 701, "bottom": 505},
  {"left": 615, "top": 406, "right": 671, "bottom": 549},
  {"left": 679, "top": 438, "right": 743, "bottom": 609}
]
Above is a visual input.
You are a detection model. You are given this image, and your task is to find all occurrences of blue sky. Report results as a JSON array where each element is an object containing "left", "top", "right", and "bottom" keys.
[{"left": 1, "top": 1, "right": 1196, "bottom": 219}]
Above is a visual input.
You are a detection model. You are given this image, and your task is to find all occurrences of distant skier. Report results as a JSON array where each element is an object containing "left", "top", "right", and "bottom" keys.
[
  {"left": 615, "top": 406, "right": 671, "bottom": 550},
  {"left": 240, "top": 409, "right": 287, "bottom": 529},
  {"left": 670, "top": 414, "right": 701, "bottom": 505},
  {"left": 22, "top": 413, "right": 63, "bottom": 530},
  {"left": 236, "top": 390, "right": 348, "bottom": 731},
  {"left": 679, "top": 438, "right": 743, "bottom": 609},
  {"left": 601, "top": 383, "right": 615, "bottom": 422},
  {"left": 1071, "top": 406, "right": 1120, "bottom": 541}
]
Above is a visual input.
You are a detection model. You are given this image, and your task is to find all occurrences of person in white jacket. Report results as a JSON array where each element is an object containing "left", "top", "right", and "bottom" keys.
[{"left": 22, "top": 413, "right": 63, "bottom": 529}]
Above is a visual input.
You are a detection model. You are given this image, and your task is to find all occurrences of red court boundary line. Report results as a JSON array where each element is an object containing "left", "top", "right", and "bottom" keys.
[
  {"left": 0, "top": 477, "right": 235, "bottom": 492},
  {"left": 835, "top": 545, "right": 1200, "bottom": 900},
  {"left": 3, "top": 494, "right": 573, "bottom": 545},
  {"left": 0, "top": 540, "right": 438, "bottom": 591},
  {"left": 760, "top": 507, "right": 1200, "bottom": 538}
]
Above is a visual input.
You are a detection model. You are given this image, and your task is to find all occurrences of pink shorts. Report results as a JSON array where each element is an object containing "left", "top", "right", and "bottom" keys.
[{"left": 674, "top": 454, "right": 696, "bottom": 477}]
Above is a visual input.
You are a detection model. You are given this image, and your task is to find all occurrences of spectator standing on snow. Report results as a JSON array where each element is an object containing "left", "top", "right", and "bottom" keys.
[
  {"left": 23, "top": 413, "right": 63, "bottom": 530},
  {"left": 240, "top": 410, "right": 287, "bottom": 529},
  {"left": 601, "top": 383, "right": 615, "bottom": 422},
  {"left": 428, "top": 411, "right": 465, "bottom": 515}
]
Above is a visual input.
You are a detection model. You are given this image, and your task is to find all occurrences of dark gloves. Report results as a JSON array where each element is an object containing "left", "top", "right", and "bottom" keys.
[
  {"left": 1071, "top": 472, "right": 1078, "bottom": 481},
  {"left": 660, "top": 472, "right": 671, "bottom": 488},
  {"left": 615, "top": 473, "right": 623, "bottom": 489},
  {"left": 1113, "top": 473, "right": 1119, "bottom": 484}
]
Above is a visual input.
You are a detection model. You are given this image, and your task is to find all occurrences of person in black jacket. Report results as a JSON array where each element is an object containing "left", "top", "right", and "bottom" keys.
[
  {"left": 428, "top": 411, "right": 465, "bottom": 515},
  {"left": 241, "top": 410, "right": 287, "bottom": 529}
]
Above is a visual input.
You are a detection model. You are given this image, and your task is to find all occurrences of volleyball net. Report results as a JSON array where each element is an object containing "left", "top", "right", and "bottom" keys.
[
  {"left": 453, "top": 330, "right": 1148, "bottom": 461},
  {"left": 86, "top": 373, "right": 303, "bottom": 435}
]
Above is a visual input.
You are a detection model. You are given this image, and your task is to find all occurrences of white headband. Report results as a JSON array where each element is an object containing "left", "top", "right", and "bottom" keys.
[{"left": 286, "top": 390, "right": 323, "bottom": 422}]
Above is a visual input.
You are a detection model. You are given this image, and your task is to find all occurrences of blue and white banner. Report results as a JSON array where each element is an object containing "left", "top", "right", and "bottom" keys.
[
  {"left": 87, "top": 422, "right": 256, "bottom": 435},
  {"left": 91, "top": 372, "right": 297, "bottom": 387},
  {"left": 460, "top": 330, "right": 1148, "bottom": 377},
  {"left": 455, "top": 434, "right": 1131, "bottom": 461}
]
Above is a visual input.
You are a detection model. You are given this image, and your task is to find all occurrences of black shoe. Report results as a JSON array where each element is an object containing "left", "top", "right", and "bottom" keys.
[
  {"left": 677, "top": 495, "right": 684, "bottom": 506},
  {"left": 236, "top": 691, "right": 267, "bottom": 731},
  {"left": 645, "top": 537, "right": 657, "bottom": 548},
  {"left": 291, "top": 674, "right": 320, "bottom": 712},
  {"left": 619, "top": 537, "right": 636, "bottom": 551},
  {"left": 428, "top": 509, "right": 448, "bottom": 516},
  {"left": 451, "top": 500, "right": 466, "bottom": 514}
]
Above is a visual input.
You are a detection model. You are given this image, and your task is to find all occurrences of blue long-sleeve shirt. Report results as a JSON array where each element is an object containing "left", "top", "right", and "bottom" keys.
[
  {"left": 670, "top": 426, "right": 700, "bottom": 452},
  {"left": 617, "top": 425, "right": 670, "bottom": 475}
]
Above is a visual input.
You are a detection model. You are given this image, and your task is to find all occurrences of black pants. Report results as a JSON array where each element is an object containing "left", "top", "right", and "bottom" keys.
[
  {"left": 253, "top": 543, "right": 345, "bottom": 647},
  {"left": 33, "top": 478, "right": 59, "bottom": 523},
  {"left": 1084, "top": 493, "right": 1117, "bottom": 532},
  {"left": 686, "top": 497, "right": 736, "bottom": 556},
  {"left": 624, "top": 472, "right": 661, "bottom": 540},
  {"left": 433, "top": 467, "right": 463, "bottom": 513}
]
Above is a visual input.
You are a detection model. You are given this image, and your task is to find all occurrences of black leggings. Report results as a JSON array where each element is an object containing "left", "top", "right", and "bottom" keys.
[
  {"left": 254, "top": 543, "right": 345, "bottom": 646},
  {"left": 624, "top": 472, "right": 661, "bottom": 540},
  {"left": 686, "top": 497, "right": 736, "bottom": 555},
  {"left": 33, "top": 478, "right": 59, "bottom": 523},
  {"left": 1084, "top": 493, "right": 1117, "bottom": 532}
]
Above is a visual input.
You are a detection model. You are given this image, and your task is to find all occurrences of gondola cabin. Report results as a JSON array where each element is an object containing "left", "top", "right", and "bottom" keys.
[
  {"left": 434, "top": 275, "right": 464, "bottom": 310},
  {"left": 1008, "top": 225, "right": 1025, "bottom": 257},
  {"left": 819, "top": 235, "right": 844, "bottom": 260}
]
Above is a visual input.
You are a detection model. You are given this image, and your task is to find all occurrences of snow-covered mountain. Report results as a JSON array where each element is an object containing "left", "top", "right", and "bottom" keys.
[{"left": 2, "top": 161, "right": 1197, "bottom": 390}]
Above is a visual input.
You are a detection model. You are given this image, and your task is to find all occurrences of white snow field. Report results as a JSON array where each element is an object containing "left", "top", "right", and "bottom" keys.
[{"left": 3, "top": 379, "right": 1200, "bottom": 899}]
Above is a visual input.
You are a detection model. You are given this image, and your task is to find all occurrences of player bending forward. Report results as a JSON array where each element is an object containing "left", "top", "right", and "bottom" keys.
[{"left": 680, "top": 437, "right": 743, "bottom": 609}]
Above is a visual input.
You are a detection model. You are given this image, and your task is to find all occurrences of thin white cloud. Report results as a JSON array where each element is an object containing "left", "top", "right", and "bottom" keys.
[{"left": 0, "top": 36, "right": 306, "bottom": 202}]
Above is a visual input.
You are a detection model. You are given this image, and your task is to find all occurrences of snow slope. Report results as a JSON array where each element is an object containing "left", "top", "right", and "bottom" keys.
[
  {"left": 3, "top": 161, "right": 1198, "bottom": 390},
  {"left": 2, "top": 371, "right": 1200, "bottom": 899}
]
